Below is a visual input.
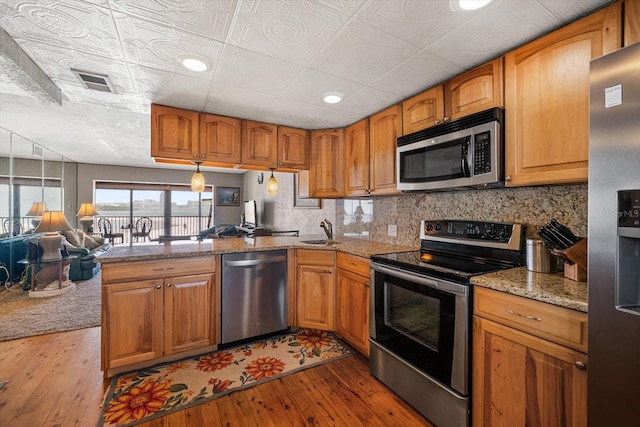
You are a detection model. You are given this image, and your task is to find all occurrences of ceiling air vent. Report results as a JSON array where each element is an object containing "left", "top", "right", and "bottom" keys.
[{"left": 71, "top": 69, "right": 116, "bottom": 94}]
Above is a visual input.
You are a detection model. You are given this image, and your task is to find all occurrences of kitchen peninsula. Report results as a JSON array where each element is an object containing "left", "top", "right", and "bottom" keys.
[{"left": 96, "top": 236, "right": 415, "bottom": 378}]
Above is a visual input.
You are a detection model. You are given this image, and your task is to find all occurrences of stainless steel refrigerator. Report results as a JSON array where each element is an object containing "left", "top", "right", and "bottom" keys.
[{"left": 588, "top": 41, "right": 640, "bottom": 426}]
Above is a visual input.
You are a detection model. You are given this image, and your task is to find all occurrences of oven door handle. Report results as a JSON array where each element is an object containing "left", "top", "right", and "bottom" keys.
[{"left": 371, "top": 263, "right": 468, "bottom": 296}]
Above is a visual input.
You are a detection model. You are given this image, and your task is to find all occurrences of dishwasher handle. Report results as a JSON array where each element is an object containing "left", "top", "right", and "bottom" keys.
[{"left": 224, "top": 255, "right": 287, "bottom": 268}]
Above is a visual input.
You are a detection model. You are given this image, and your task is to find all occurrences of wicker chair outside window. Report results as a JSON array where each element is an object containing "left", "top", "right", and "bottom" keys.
[
  {"left": 97, "top": 218, "right": 124, "bottom": 244},
  {"left": 132, "top": 217, "right": 152, "bottom": 242},
  {"left": 3, "top": 218, "right": 23, "bottom": 236}
]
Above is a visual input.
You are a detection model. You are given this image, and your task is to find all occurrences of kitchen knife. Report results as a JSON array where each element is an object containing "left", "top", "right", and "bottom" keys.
[
  {"left": 537, "top": 227, "right": 561, "bottom": 249},
  {"left": 543, "top": 224, "right": 573, "bottom": 249},
  {"left": 550, "top": 219, "right": 580, "bottom": 244}
]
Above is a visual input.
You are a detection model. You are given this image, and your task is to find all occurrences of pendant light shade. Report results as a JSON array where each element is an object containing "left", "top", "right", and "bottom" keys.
[
  {"left": 267, "top": 168, "right": 278, "bottom": 195},
  {"left": 191, "top": 163, "right": 205, "bottom": 192}
]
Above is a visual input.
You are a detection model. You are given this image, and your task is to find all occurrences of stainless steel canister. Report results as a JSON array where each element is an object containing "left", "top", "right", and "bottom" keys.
[{"left": 526, "top": 238, "right": 557, "bottom": 273}]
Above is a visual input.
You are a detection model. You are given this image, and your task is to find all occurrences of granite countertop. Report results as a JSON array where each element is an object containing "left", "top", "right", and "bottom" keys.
[
  {"left": 95, "top": 234, "right": 417, "bottom": 264},
  {"left": 470, "top": 266, "right": 587, "bottom": 313}
]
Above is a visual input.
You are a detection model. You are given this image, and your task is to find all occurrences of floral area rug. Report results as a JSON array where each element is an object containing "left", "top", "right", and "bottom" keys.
[{"left": 97, "top": 329, "right": 353, "bottom": 426}]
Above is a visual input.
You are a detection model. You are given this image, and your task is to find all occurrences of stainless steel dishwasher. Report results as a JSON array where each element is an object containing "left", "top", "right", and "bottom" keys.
[{"left": 221, "top": 250, "right": 287, "bottom": 344}]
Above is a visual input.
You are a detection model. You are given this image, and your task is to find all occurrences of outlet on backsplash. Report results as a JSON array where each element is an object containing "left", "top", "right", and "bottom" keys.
[{"left": 388, "top": 224, "right": 397, "bottom": 237}]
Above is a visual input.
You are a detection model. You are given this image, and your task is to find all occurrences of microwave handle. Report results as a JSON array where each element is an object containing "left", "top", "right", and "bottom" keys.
[{"left": 461, "top": 136, "right": 471, "bottom": 177}]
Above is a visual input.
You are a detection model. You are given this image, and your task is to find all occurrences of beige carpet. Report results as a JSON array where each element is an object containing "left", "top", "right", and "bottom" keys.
[{"left": 0, "top": 272, "right": 101, "bottom": 341}]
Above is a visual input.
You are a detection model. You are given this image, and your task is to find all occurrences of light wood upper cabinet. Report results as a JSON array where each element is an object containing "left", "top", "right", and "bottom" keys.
[
  {"left": 402, "top": 85, "right": 445, "bottom": 134},
  {"left": 241, "top": 120, "right": 278, "bottom": 167},
  {"left": 308, "top": 128, "right": 344, "bottom": 198},
  {"left": 335, "top": 253, "right": 370, "bottom": 356},
  {"left": 505, "top": 3, "right": 621, "bottom": 187},
  {"left": 401, "top": 58, "right": 503, "bottom": 135},
  {"left": 277, "top": 126, "right": 308, "bottom": 170},
  {"left": 295, "top": 250, "right": 334, "bottom": 331},
  {"left": 151, "top": 104, "right": 200, "bottom": 161},
  {"left": 199, "top": 113, "right": 241, "bottom": 164},
  {"left": 344, "top": 118, "right": 370, "bottom": 197},
  {"left": 445, "top": 58, "right": 504, "bottom": 121},
  {"left": 369, "top": 104, "right": 402, "bottom": 195},
  {"left": 473, "top": 287, "right": 588, "bottom": 427},
  {"left": 625, "top": 0, "right": 640, "bottom": 45}
]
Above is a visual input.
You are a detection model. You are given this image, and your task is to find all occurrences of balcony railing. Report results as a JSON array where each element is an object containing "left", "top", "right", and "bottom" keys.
[{"left": 2, "top": 215, "right": 209, "bottom": 243}]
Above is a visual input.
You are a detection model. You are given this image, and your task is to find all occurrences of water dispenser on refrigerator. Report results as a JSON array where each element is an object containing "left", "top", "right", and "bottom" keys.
[{"left": 617, "top": 189, "right": 640, "bottom": 315}]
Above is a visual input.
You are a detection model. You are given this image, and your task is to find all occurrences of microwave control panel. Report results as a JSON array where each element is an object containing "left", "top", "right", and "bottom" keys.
[
  {"left": 473, "top": 131, "right": 492, "bottom": 175},
  {"left": 422, "top": 220, "right": 513, "bottom": 242}
]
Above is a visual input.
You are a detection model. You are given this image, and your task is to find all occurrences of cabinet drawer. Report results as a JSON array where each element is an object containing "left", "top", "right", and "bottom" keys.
[
  {"left": 336, "top": 252, "right": 370, "bottom": 277},
  {"left": 474, "top": 287, "right": 587, "bottom": 353},
  {"left": 296, "top": 249, "right": 334, "bottom": 266},
  {"left": 102, "top": 257, "right": 215, "bottom": 283}
]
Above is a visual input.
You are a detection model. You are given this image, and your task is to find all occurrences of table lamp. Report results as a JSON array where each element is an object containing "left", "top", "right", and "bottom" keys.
[
  {"left": 26, "top": 201, "right": 48, "bottom": 228},
  {"left": 76, "top": 202, "right": 98, "bottom": 232},
  {"left": 35, "top": 211, "right": 73, "bottom": 260}
]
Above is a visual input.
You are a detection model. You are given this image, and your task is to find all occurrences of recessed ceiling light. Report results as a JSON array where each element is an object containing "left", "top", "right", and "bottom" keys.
[
  {"left": 322, "top": 92, "right": 344, "bottom": 104},
  {"left": 456, "top": 0, "right": 492, "bottom": 11},
  {"left": 179, "top": 54, "right": 211, "bottom": 72}
]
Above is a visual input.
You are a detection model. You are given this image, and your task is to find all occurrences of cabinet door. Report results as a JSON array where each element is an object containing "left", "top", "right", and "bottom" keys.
[
  {"left": 278, "top": 126, "right": 308, "bottom": 170},
  {"left": 150, "top": 104, "right": 199, "bottom": 161},
  {"left": 402, "top": 85, "right": 444, "bottom": 134},
  {"left": 103, "top": 279, "right": 164, "bottom": 370},
  {"left": 199, "top": 113, "right": 241, "bottom": 164},
  {"left": 241, "top": 120, "right": 278, "bottom": 167},
  {"left": 335, "top": 268, "right": 369, "bottom": 356},
  {"left": 164, "top": 273, "right": 215, "bottom": 355},
  {"left": 445, "top": 57, "right": 504, "bottom": 121},
  {"left": 625, "top": 0, "right": 640, "bottom": 46},
  {"left": 473, "top": 316, "right": 587, "bottom": 427},
  {"left": 369, "top": 104, "right": 401, "bottom": 195},
  {"left": 505, "top": 4, "right": 620, "bottom": 186},
  {"left": 344, "top": 118, "right": 370, "bottom": 197},
  {"left": 309, "top": 129, "right": 344, "bottom": 198},
  {"left": 296, "top": 264, "right": 334, "bottom": 330}
]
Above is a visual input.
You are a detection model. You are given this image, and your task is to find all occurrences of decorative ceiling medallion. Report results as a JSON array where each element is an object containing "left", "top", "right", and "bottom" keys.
[
  {"left": 150, "top": 40, "right": 185, "bottom": 61},
  {"left": 22, "top": 6, "right": 87, "bottom": 38}
]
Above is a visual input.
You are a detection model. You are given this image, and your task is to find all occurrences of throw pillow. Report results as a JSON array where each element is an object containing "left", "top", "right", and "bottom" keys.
[
  {"left": 62, "top": 229, "right": 83, "bottom": 247},
  {"left": 83, "top": 234, "right": 101, "bottom": 249}
]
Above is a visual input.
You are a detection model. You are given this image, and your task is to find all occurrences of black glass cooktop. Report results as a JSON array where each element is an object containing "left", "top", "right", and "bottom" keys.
[{"left": 371, "top": 250, "right": 517, "bottom": 283}]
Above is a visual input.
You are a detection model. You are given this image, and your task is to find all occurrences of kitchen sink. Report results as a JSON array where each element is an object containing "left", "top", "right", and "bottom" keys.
[{"left": 300, "top": 239, "right": 341, "bottom": 245}]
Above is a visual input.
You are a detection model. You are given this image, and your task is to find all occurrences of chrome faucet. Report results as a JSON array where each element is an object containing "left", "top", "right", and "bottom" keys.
[{"left": 320, "top": 219, "right": 333, "bottom": 240}]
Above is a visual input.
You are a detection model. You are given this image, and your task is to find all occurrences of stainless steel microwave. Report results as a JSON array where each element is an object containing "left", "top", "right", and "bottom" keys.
[{"left": 397, "top": 108, "right": 504, "bottom": 192}]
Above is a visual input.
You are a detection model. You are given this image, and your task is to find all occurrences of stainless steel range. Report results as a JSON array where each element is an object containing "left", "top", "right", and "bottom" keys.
[{"left": 369, "top": 220, "right": 525, "bottom": 427}]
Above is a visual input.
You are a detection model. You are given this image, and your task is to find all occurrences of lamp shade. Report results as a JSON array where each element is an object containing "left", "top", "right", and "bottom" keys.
[
  {"left": 191, "top": 163, "right": 205, "bottom": 192},
  {"left": 76, "top": 202, "right": 98, "bottom": 217},
  {"left": 267, "top": 169, "right": 278, "bottom": 195},
  {"left": 26, "top": 202, "right": 48, "bottom": 216},
  {"left": 35, "top": 211, "right": 73, "bottom": 233}
]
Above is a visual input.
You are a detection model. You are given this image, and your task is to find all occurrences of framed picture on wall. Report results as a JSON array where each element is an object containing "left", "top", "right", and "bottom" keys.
[
  {"left": 216, "top": 187, "right": 240, "bottom": 206},
  {"left": 293, "top": 175, "right": 321, "bottom": 209}
]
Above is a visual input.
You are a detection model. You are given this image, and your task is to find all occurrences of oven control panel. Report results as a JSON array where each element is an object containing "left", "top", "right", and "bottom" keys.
[{"left": 421, "top": 220, "right": 514, "bottom": 242}]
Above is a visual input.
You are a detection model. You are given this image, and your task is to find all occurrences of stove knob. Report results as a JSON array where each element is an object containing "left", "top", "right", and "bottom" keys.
[
  {"left": 426, "top": 224, "right": 433, "bottom": 232},
  {"left": 435, "top": 223, "right": 442, "bottom": 231}
]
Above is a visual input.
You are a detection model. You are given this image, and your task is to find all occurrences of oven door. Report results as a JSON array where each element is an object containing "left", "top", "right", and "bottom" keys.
[{"left": 370, "top": 262, "right": 469, "bottom": 395}]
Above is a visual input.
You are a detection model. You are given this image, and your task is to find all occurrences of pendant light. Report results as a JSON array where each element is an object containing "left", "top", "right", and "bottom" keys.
[
  {"left": 191, "top": 162, "right": 205, "bottom": 192},
  {"left": 267, "top": 168, "right": 278, "bottom": 195}
]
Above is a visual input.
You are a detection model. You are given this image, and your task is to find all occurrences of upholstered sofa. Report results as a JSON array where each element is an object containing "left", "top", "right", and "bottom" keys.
[
  {"left": 61, "top": 229, "right": 111, "bottom": 281},
  {"left": 0, "top": 232, "right": 40, "bottom": 283}
]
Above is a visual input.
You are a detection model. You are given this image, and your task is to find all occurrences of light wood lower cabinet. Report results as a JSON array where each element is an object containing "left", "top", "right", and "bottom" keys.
[
  {"left": 101, "top": 257, "right": 216, "bottom": 377},
  {"left": 295, "top": 249, "right": 334, "bottom": 330},
  {"left": 335, "top": 253, "right": 370, "bottom": 356},
  {"left": 473, "top": 287, "right": 587, "bottom": 427}
]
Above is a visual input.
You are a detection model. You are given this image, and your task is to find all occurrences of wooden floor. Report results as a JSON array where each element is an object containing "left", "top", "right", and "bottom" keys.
[{"left": 0, "top": 327, "right": 435, "bottom": 427}]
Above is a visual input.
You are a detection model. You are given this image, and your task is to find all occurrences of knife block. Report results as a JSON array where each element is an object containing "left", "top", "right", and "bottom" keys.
[{"left": 551, "top": 238, "right": 588, "bottom": 282}]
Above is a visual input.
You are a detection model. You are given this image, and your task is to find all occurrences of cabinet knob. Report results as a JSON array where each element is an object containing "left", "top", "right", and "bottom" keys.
[
  {"left": 435, "top": 119, "right": 441, "bottom": 124},
  {"left": 192, "top": 154, "right": 197, "bottom": 158},
  {"left": 505, "top": 175, "right": 513, "bottom": 182},
  {"left": 575, "top": 361, "right": 587, "bottom": 370},
  {"left": 365, "top": 283, "right": 370, "bottom": 288},
  {"left": 201, "top": 154, "right": 206, "bottom": 159},
  {"left": 443, "top": 116, "right": 451, "bottom": 122},
  {"left": 156, "top": 285, "right": 162, "bottom": 289},
  {"left": 166, "top": 283, "right": 172, "bottom": 288}
]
